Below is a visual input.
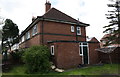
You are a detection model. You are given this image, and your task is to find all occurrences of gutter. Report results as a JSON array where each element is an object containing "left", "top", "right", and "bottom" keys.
[
  {"left": 19, "top": 16, "right": 90, "bottom": 39},
  {"left": 37, "top": 16, "right": 90, "bottom": 27}
]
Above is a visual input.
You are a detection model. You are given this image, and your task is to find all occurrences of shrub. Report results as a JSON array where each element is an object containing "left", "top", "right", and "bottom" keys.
[
  {"left": 22, "top": 45, "right": 51, "bottom": 73},
  {"left": 10, "top": 49, "right": 25, "bottom": 64}
]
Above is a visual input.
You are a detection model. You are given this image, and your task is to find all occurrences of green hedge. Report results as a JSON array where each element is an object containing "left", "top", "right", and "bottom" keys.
[{"left": 22, "top": 45, "right": 51, "bottom": 73}]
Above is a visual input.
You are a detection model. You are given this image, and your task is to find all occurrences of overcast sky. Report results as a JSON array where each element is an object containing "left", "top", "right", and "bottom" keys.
[{"left": 0, "top": 0, "right": 111, "bottom": 41}]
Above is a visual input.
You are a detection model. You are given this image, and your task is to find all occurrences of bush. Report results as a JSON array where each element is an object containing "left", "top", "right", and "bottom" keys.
[
  {"left": 10, "top": 49, "right": 25, "bottom": 64},
  {"left": 22, "top": 45, "right": 51, "bottom": 73}
]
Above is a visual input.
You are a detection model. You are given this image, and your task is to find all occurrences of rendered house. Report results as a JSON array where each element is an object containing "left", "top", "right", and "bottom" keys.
[{"left": 19, "top": 2, "right": 100, "bottom": 69}]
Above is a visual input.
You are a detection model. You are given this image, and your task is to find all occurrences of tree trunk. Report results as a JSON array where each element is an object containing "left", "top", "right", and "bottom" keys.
[
  {"left": 108, "top": 54, "right": 112, "bottom": 64},
  {"left": 7, "top": 41, "right": 11, "bottom": 52}
]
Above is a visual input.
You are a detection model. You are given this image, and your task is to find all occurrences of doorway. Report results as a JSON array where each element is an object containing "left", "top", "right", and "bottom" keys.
[{"left": 79, "top": 43, "right": 89, "bottom": 64}]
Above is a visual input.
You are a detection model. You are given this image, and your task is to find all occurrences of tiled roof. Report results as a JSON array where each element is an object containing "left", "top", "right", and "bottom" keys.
[
  {"left": 100, "top": 34, "right": 110, "bottom": 41},
  {"left": 42, "top": 8, "right": 89, "bottom": 26},
  {"left": 96, "top": 47, "right": 118, "bottom": 53},
  {"left": 20, "top": 7, "right": 89, "bottom": 37}
]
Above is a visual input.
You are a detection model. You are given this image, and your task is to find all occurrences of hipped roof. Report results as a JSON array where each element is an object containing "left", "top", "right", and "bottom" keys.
[
  {"left": 42, "top": 8, "right": 89, "bottom": 26},
  {"left": 20, "top": 8, "right": 89, "bottom": 37}
]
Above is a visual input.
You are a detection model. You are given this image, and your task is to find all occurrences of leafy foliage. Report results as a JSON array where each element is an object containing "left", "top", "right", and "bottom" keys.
[
  {"left": 10, "top": 49, "right": 25, "bottom": 63},
  {"left": 2, "top": 19, "right": 19, "bottom": 51},
  {"left": 103, "top": 0, "right": 120, "bottom": 46},
  {"left": 22, "top": 45, "right": 51, "bottom": 73}
]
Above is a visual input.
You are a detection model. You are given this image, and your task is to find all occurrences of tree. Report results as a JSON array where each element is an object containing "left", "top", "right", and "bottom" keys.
[
  {"left": 0, "top": 29, "right": 2, "bottom": 41},
  {"left": 103, "top": 0, "right": 120, "bottom": 46},
  {"left": 0, "top": 30, "right": 2, "bottom": 52},
  {"left": 0, "top": 16, "right": 5, "bottom": 52},
  {"left": 2, "top": 19, "right": 19, "bottom": 51}
]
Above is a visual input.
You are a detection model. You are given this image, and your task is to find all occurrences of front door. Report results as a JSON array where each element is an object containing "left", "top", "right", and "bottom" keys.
[
  {"left": 79, "top": 43, "right": 89, "bottom": 64},
  {"left": 83, "top": 46, "right": 88, "bottom": 64}
]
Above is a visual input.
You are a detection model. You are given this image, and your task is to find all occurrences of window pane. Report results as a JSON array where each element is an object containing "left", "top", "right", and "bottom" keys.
[
  {"left": 32, "top": 25, "right": 37, "bottom": 36},
  {"left": 80, "top": 46, "right": 82, "bottom": 54},
  {"left": 26, "top": 32, "right": 30, "bottom": 39},
  {"left": 71, "top": 26, "right": 74, "bottom": 32},
  {"left": 80, "top": 43, "right": 82, "bottom": 45},
  {"left": 83, "top": 43, "right": 87, "bottom": 45},
  {"left": 51, "top": 45, "right": 54, "bottom": 55},
  {"left": 51, "top": 47, "right": 54, "bottom": 54},
  {"left": 77, "top": 27, "right": 81, "bottom": 35}
]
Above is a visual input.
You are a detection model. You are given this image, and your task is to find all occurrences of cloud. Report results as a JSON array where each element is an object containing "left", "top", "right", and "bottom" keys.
[
  {"left": 52, "top": 0, "right": 109, "bottom": 40},
  {"left": 53, "top": 0, "right": 85, "bottom": 19},
  {"left": 0, "top": 0, "right": 46, "bottom": 31},
  {"left": 0, "top": 0, "right": 110, "bottom": 40},
  {"left": 81, "top": 0, "right": 109, "bottom": 40},
  {"left": 0, "top": 0, "right": 22, "bottom": 12}
]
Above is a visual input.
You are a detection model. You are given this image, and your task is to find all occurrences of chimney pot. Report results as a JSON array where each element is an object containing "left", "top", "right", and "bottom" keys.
[{"left": 45, "top": 1, "right": 51, "bottom": 13}]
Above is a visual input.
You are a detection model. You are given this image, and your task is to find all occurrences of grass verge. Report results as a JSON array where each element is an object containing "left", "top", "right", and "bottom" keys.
[{"left": 2, "top": 64, "right": 120, "bottom": 75}]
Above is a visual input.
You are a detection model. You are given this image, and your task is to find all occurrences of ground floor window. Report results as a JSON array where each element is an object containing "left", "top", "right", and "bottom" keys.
[
  {"left": 51, "top": 45, "right": 54, "bottom": 55},
  {"left": 79, "top": 43, "right": 88, "bottom": 56}
]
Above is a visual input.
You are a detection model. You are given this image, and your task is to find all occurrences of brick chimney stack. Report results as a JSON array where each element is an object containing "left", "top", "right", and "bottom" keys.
[{"left": 45, "top": 1, "right": 51, "bottom": 13}]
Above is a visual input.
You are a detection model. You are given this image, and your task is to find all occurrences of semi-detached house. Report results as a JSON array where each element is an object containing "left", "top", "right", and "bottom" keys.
[{"left": 19, "top": 2, "right": 100, "bottom": 69}]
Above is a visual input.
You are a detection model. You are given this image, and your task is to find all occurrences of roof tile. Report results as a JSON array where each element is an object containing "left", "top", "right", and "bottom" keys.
[{"left": 43, "top": 8, "right": 89, "bottom": 26}]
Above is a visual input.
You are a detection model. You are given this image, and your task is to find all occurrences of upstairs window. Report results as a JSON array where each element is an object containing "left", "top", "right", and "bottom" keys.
[
  {"left": 77, "top": 27, "right": 81, "bottom": 35},
  {"left": 71, "top": 26, "right": 74, "bottom": 32},
  {"left": 51, "top": 45, "right": 54, "bottom": 55},
  {"left": 32, "top": 24, "right": 37, "bottom": 36},
  {"left": 26, "top": 31, "right": 30, "bottom": 39}
]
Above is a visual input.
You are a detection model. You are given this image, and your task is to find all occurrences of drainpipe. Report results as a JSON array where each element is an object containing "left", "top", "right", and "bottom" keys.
[
  {"left": 76, "top": 19, "right": 80, "bottom": 41},
  {"left": 76, "top": 25, "right": 78, "bottom": 41},
  {"left": 41, "top": 17, "right": 44, "bottom": 45}
]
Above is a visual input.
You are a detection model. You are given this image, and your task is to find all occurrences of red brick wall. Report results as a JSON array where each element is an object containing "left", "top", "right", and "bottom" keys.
[
  {"left": 50, "top": 42, "right": 82, "bottom": 69},
  {"left": 43, "top": 21, "right": 76, "bottom": 35},
  {"left": 19, "top": 22, "right": 41, "bottom": 48},
  {"left": 89, "top": 42, "right": 100, "bottom": 64},
  {"left": 20, "top": 21, "right": 87, "bottom": 48},
  {"left": 19, "top": 34, "right": 40, "bottom": 48},
  {"left": 42, "top": 21, "right": 86, "bottom": 44}
]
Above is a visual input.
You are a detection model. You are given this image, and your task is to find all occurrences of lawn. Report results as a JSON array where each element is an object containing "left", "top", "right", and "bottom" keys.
[{"left": 2, "top": 64, "right": 120, "bottom": 76}]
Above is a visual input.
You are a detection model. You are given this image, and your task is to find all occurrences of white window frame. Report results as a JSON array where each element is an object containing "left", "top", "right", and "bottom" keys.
[
  {"left": 79, "top": 43, "right": 88, "bottom": 56},
  {"left": 79, "top": 43, "right": 83, "bottom": 56},
  {"left": 21, "top": 36, "right": 24, "bottom": 42},
  {"left": 51, "top": 45, "right": 54, "bottom": 55},
  {"left": 32, "top": 24, "right": 37, "bottom": 36},
  {"left": 26, "top": 31, "right": 30, "bottom": 39},
  {"left": 71, "top": 26, "right": 74, "bottom": 32},
  {"left": 77, "top": 27, "right": 81, "bottom": 35},
  {"left": 79, "top": 43, "right": 89, "bottom": 64}
]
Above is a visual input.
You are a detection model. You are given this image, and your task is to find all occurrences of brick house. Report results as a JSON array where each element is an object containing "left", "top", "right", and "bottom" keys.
[
  {"left": 100, "top": 34, "right": 120, "bottom": 48},
  {"left": 19, "top": 2, "right": 100, "bottom": 69}
]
